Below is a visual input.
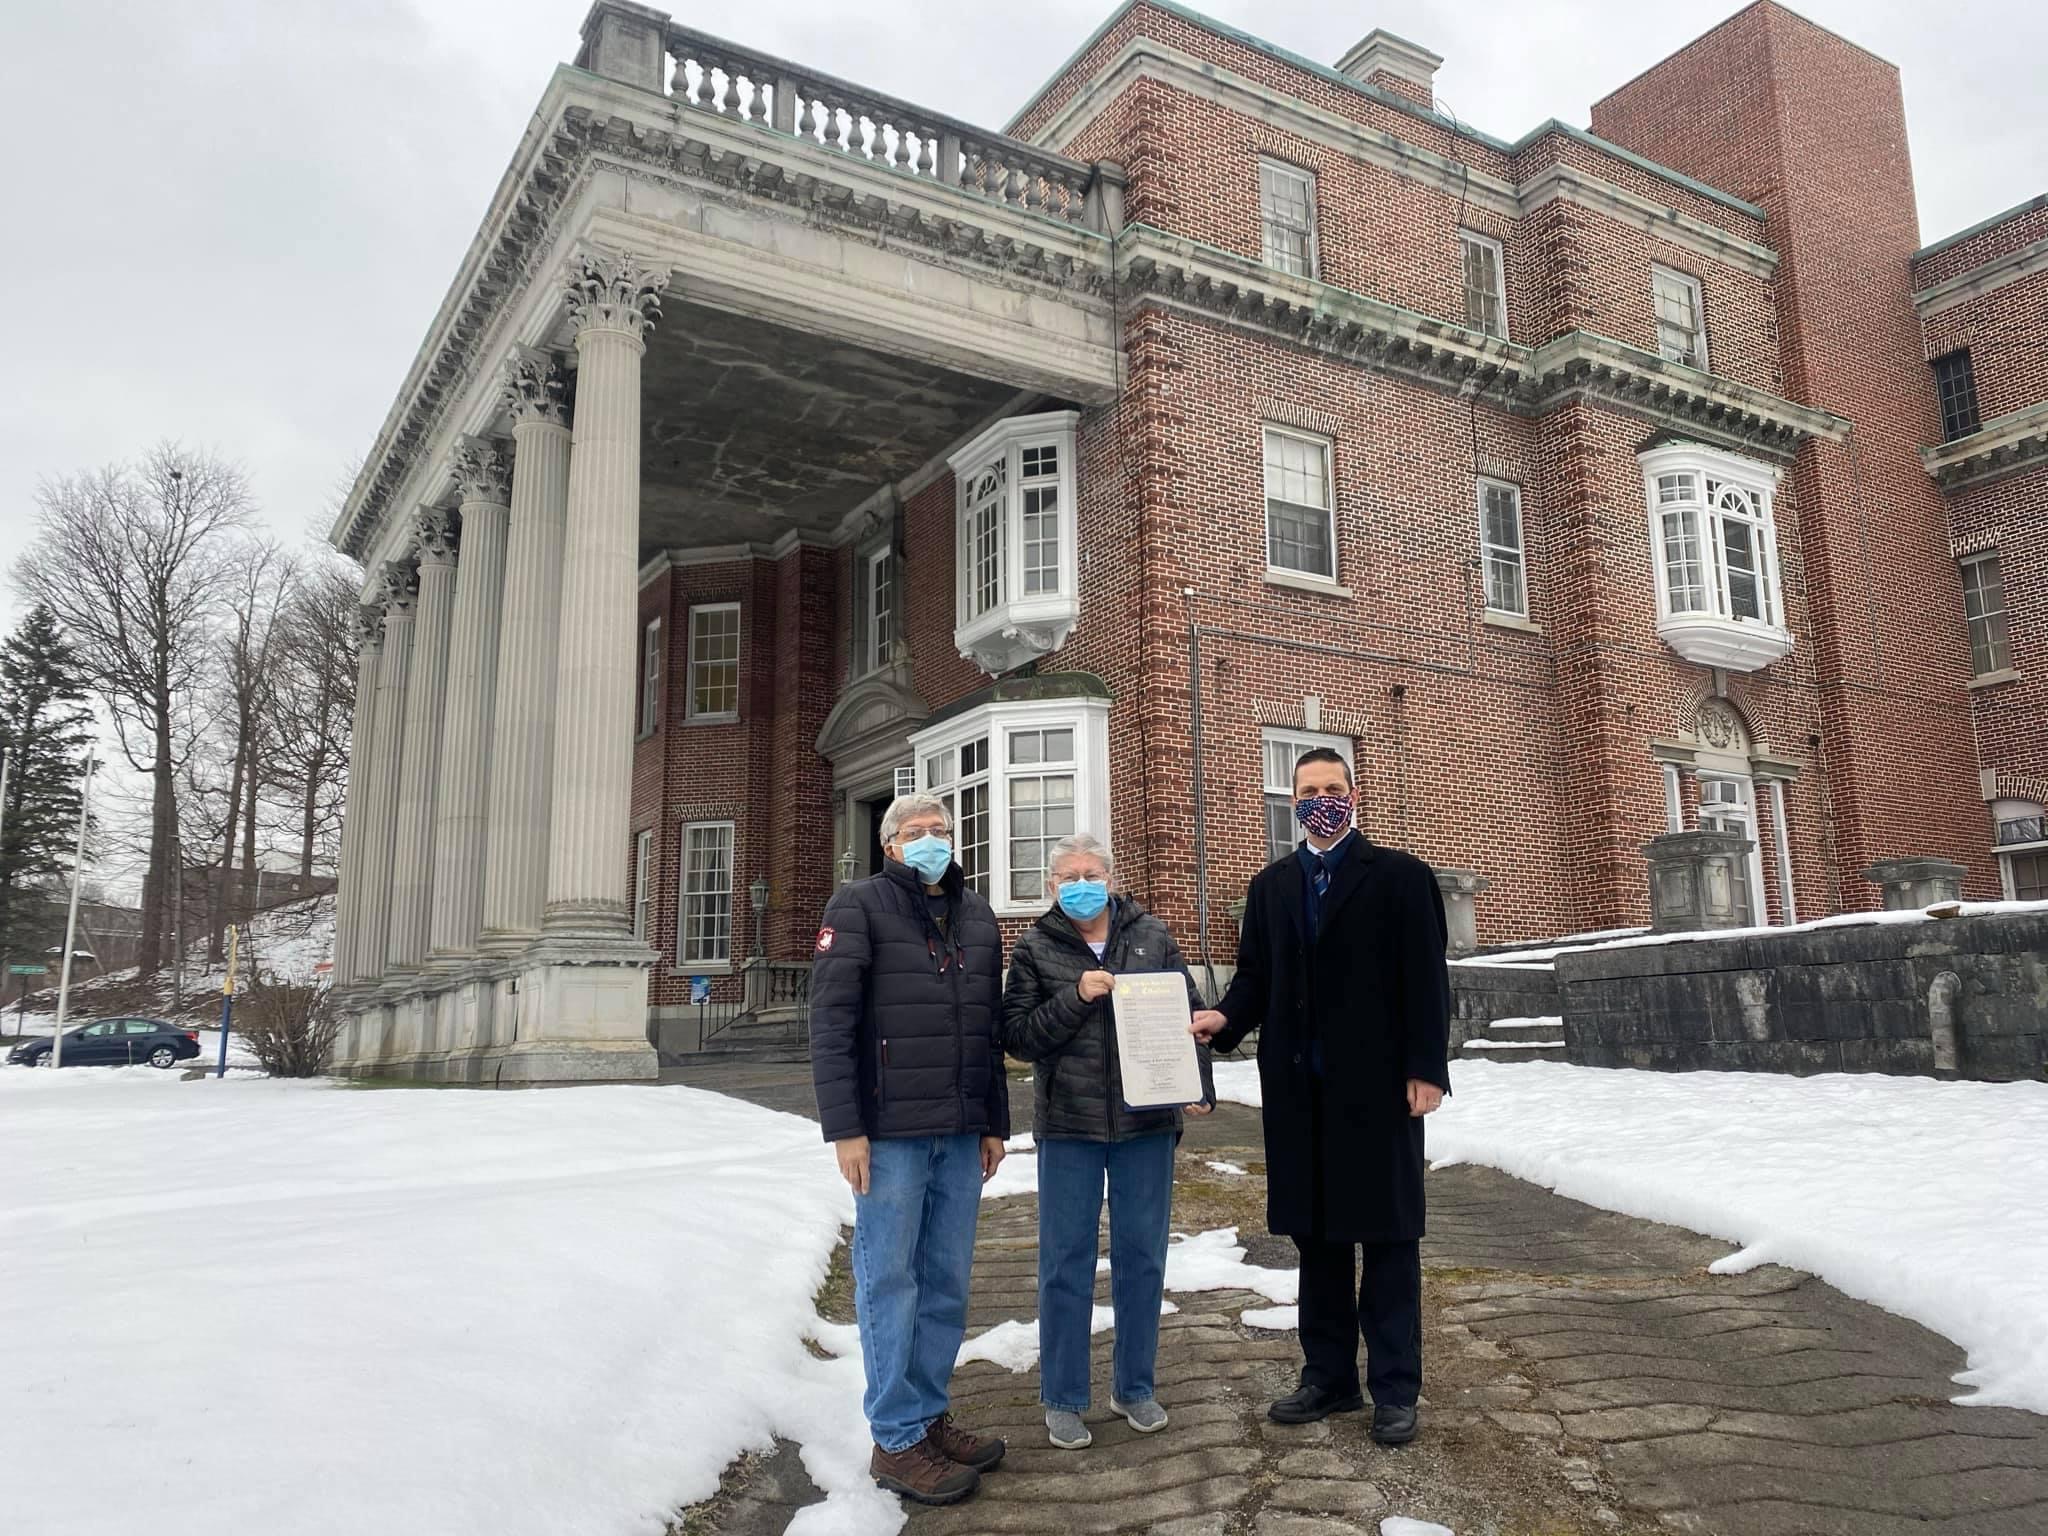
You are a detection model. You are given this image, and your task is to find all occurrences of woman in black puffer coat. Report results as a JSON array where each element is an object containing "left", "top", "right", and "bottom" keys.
[{"left": 999, "top": 833, "right": 1215, "bottom": 1451}]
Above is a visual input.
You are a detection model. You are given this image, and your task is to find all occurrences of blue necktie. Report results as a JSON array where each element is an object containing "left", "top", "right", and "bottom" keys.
[{"left": 1313, "top": 853, "right": 1330, "bottom": 902}]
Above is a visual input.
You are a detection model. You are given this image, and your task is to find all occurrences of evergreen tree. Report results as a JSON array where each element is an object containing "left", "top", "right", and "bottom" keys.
[{"left": 0, "top": 606, "right": 95, "bottom": 973}]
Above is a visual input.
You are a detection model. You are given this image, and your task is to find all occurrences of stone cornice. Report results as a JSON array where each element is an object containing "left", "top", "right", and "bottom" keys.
[
  {"left": 1912, "top": 235, "right": 2048, "bottom": 318},
  {"left": 333, "top": 68, "right": 1117, "bottom": 562},
  {"left": 1025, "top": 36, "right": 1775, "bottom": 275},
  {"left": 1525, "top": 332, "right": 1850, "bottom": 452},
  {"left": 1922, "top": 399, "right": 2048, "bottom": 489},
  {"left": 1118, "top": 227, "right": 1840, "bottom": 451},
  {"left": 1121, "top": 225, "right": 1524, "bottom": 394}
]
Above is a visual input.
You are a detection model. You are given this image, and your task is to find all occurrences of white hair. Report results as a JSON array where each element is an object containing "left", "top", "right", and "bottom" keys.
[
  {"left": 879, "top": 792, "right": 952, "bottom": 847},
  {"left": 1046, "top": 832, "right": 1114, "bottom": 883}
]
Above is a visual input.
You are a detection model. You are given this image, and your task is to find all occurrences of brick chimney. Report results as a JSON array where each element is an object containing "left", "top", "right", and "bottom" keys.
[{"left": 1335, "top": 29, "right": 1442, "bottom": 110}]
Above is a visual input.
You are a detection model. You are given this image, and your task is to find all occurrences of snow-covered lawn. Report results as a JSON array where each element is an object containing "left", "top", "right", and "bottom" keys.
[
  {"left": 1213, "top": 1058, "right": 2048, "bottom": 1414},
  {"left": 0, "top": 1067, "right": 890, "bottom": 1536}
]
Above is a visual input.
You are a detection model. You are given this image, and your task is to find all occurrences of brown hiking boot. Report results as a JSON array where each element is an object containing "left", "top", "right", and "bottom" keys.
[
  {"left": 870, "top": 1435, "right": 980, "bottom": 1506},
  {"left": 927, "top": 1412, "right": 1006, "bottom": 1471}
]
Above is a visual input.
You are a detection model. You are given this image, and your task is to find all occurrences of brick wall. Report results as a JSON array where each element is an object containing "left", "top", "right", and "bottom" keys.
[
  {"left": 1950, "top": 464, "right": 2048, "bottom": 798},
  {"left": 1591, "top": 0, "right": 1997, "bottom": 905},
  {"left": 1921, "top": 270, "right": 2048, "bottom": 424},
  {"left": 1913, "top": 197, "right": 2048, "bottom": 289}
]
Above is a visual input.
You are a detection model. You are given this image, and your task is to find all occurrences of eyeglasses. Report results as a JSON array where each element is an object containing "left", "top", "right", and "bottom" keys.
[{"left": 1051, "top": 871, "right": 1108, "bottom": 886}]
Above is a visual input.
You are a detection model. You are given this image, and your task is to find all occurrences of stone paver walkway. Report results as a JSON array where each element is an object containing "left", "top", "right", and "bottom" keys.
[{"left": 670, "top": 1060, "right": 2048, "bottom": 1536}]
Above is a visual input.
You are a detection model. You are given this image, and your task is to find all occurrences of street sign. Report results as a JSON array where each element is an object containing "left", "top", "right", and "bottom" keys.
[
  {"left": 8, "top": 964, "right": 48, "bottom": 976},
  {"left": 689, "top": 976, "right": 712, "bottom": 1005}
]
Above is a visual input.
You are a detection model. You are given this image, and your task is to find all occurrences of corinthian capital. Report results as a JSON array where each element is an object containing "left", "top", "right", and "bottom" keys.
[
  {"left": 564, "top": 251, "right": 667, "bottom": 342},
  {"left": 503, "top": 347, "right": 572, "bottom": 427},
  {"left": 379, "top": 561, "right": 419, "bottom": 618},
  {"left": 355, "top": 605, "right": 385, "bottom": 649},
  {"left": 414, "top": 506, "right": 460, "bottom": 566},
  {"left": 452, "top": 436, "right": 514, "bottom": 505}
]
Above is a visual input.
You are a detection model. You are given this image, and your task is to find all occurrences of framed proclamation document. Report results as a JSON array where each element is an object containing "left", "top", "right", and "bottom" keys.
[{"left": 1111, "top": 972, "right": 1204, "bottom": 1110}]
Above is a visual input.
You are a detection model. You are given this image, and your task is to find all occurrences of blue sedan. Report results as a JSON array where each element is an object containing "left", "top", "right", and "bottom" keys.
[{"left": 7, "top": 1018, "right": 202, "bottom": 1070}]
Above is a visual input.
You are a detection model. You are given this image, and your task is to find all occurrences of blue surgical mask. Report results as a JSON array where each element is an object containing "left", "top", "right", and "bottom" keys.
[
  {"left": 899, "top": 834, "right": 954, "bottom": 884},
  {"left": 1056, "top": 879, "right": 1109, "bottom": 921}
]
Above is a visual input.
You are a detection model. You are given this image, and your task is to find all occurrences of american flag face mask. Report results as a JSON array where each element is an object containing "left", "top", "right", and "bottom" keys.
[{"left": 1294, "top": 795, "right": 1354, "bottom": 840}]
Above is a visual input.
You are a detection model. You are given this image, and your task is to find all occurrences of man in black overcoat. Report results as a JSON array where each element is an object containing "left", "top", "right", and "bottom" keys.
[{"left": 1192, "top": 747, "right": 1452, "bottom": 1444}]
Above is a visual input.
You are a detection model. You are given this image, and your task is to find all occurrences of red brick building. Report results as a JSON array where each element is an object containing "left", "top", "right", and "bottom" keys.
[
  {"left": 618, "top": 0, "right": 2042, "bottom": 1036},
  {"left": 331, "top": 1, "right": 2044, "bottom": 1074}
]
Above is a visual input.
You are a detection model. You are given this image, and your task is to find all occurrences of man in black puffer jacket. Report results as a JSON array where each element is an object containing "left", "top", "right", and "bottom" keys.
[
  {"left": 999, "top": 832, "right": 1214, "bottom": 1450},
  {"left": 811, "top": 793, "right": 1010, "bottom": 1508}
]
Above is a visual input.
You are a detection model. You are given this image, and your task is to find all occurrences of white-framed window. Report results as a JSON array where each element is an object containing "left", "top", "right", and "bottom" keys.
[
  {"left": 912, "top": 694, "right": 1111, "bottom": 916},
  {"left": 1264, "top": 426, "right": 1336, "bottom": 581},
  {"left": 1697, "top": 775, "right": 1763, "bottom": 926},
  {"left": 687, "top": 603, "right": 740, "bottom": 720},
  {"left": 1261, "top": 728, "right": 1355, "bottom": 864},
  {"left": 639, "top": 617, "right": 662, "bottom": 736},
  {"left": 1639, "top": 442, "right": 1791, "bottom": 671},
  {"left": 863, "top": 545, "right": 895, "bottom": 674},
  {"left": 679, "top": 820, "right": 734, "bottom": 968},
  {"left": 1461, "top": 230, "right": 1507, "bottom": 340},
  {"left": 1994, "top": 798, "right": 2048, "bottom": 901},
  {"left": 632, "top": 828, "right": 654, "bottom": 943},
  {"left": 947, "top": 411, "right": 1081, "bottom": 675},
  {"left": 1478, "top": 478, "right": 1526, "bottom": 617},
  {"left": 1653, "top": 266, "right": 1708, "bottom": 370},
  {"left": 1259, "top": 160, "right": 1318, "bottom": 278},
  {"left": 1960, "top": 551, "right": 2011, "bottom": 677}
]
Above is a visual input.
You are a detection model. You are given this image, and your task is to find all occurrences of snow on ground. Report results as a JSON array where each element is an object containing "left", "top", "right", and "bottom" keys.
[
  {"left": 1381, "top": 1518, "right": 1456, "bottom": 1536},
  {"left": 0, "top": 1066, "right": 903, "bottom": 1536},
  {"left": 1458, "top": 1039, "right": 1558, "bottom": 1052},
  {"left": 959, "top": 1300, "right": 1179, "bottom": 1374},
  {"left": 1164, "top": 1226, "right": 1297, "bottom": 1304},
  {"left": 1212, "top": 1059, "right": 1261, "bottom": 1109},
  {"left": 1205, "top": 1159, "right": 1248, "bottom": 1176},
  {"left": 1241, "top": 1305, "right": 1298, "bottom": 1330},
  {"left": 1458, "top": 898, "right": 2048, "bottom": 968},
  {"left": 1486, "top": 1016, "right": 1564, "bottom": 1031},
  {"left": 1429, "top": 1060, "right": 2048, "bottom": 1415}
]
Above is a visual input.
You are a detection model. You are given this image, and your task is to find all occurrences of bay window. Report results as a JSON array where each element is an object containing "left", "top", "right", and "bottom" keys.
[
  {"left": 948, "top": 412, "right": 1081, "bottom": 675},
  {"left": 1639, "top": 442, "right": 1792, "bottom": 671},
  {"left": 1994, "top": 799, "right": 2048, "bottom": 901},
  {"left": 911, "top": 690, "right": 1110, "bottom": 916}
]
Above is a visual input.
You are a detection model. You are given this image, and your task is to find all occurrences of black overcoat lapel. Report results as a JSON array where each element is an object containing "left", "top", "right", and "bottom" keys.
[{"left": 1314, "top": 837, "right": 1380, "bottom": 939}]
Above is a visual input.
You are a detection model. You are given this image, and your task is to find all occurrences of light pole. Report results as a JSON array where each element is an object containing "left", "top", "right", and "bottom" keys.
[
  {"left": 748, "top": 875, "right": 769, "bottom": 962},
  {"left": 51, "top": 755, "right": 98, "bottom": 1069}
]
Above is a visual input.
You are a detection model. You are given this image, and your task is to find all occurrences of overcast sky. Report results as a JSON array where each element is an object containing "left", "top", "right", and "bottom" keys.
[{"left": 3, "top": 0, "right": 2042, "bottom": 633}]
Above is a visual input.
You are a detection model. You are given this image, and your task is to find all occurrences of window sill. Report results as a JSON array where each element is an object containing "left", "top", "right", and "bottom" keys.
[
  {"left": 1970, "top": 668, "right": 2022, "bottom": 690},
  {"left": 634, "top": 727, "right": 658, "bottom": 745},
  {"left": 668, "top": 963, "right": 733, "bottom": 978},
  {"left": 1482, "top": 610, "right": 1542, "bottom": 635},
  {"left": 684, "top": 713, "right": 740, "bottom": 727},
  {"left": 1264, "top": 568, "right": 1353, "bottom": 599}
]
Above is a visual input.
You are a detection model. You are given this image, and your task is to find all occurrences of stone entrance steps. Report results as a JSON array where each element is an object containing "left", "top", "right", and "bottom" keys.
[
  {"left": 688, "top": 1014, "right": 810, "bottom": 1065},
  {"left": 1456, "top": 1014, "right": 1568, "bottom": 1063}
]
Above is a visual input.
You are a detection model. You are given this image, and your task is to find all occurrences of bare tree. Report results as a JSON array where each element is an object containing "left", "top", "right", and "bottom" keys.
[
  {"left": 203, "top": 540, "right": 298, "bottom": 957},
  {"left": 13, "top": 445, "right": 251, "bottom": 973},
  {"left": 267, "top": 554, "right": 360, "bottom": 877}
]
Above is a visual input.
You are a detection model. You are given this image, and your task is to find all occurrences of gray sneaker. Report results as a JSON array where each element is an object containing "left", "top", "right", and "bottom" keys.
[
  {"left": 1045, "top": 1409, "right": 1093, "bottom": 1450},
  {"left": 1112, "top": 1397, "right": 1169, "bottom": 1433}
]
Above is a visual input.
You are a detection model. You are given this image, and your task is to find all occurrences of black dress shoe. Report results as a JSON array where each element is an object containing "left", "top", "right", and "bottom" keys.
[
  {"left": 1267, "top": 1383, "right": 1366, "bottom": 1424},
  {"left": 1371, "top": 1404, "right": 1419, "bottom": 1444}
]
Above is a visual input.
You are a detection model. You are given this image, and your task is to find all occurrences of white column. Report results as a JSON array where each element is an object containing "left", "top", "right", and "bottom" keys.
[
  {"left": 385, "top": 509, "right": 460, "bottom": 975},
  {"left": 542, "top": 253, "right": 667, "bottom": 939},
  {"left": 427, "top": 438, "right": 514, "bottom": 964},
  {"left": 1662, "top": 762, "right": 1684, "bottom": 833},
  {"left": 1767, "top": 778, "right": 1798, "bottom": 926},
  {"left": 352, "top": 565, "right": 416, "bottom": 981},
  {"left": 481, "top": 351, "right": 573, "bottom": 951},
  {"left": 331, "top": 607, "right": 385, "bottom": 989}
]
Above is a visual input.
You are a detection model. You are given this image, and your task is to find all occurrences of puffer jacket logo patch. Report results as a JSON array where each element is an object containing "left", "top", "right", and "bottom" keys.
[{"left": 815, "top": 927, "right": 835, "bottom": 952}]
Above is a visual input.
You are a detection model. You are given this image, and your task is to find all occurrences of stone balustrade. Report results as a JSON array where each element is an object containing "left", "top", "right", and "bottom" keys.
[{"left": 662, "top": 23, "right": 1099, "bottom": 226}]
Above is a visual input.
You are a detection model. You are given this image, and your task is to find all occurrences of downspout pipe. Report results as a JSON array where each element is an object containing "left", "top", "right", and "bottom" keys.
[{"left": 1184, "top": 588, "right": 1217, "bottom": 1003}]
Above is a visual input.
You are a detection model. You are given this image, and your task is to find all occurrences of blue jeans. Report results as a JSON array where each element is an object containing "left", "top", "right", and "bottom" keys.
[
  {"left": 1036, "top": 1131, "right": 1176, "bottom": 1413},
  {"left": 851, "top": 1134, "right": 984, "bottom": 1452}
]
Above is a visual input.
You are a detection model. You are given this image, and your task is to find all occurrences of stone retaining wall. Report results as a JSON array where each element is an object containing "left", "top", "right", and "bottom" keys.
[
  {"left": 1559, "top": 911, "right": 2048, "bottom": 1079},
  {"left": 1452, "top": 964, "right": 1564, "bottom": 1047}
]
